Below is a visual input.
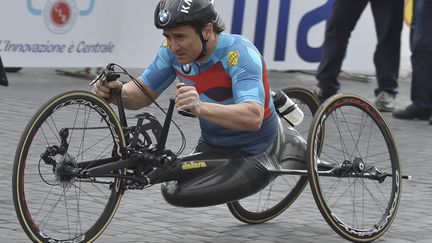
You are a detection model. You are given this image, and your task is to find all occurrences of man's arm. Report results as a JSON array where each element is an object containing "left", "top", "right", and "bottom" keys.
[
  {"left": 175, "top": 83, "right": 264, "bottom": 131},
  {"left": 198, "top": 102, "right": 264, "bottom": 131},
  {"left": 92, "top": 77, "right": 159, "bottom": 110}
]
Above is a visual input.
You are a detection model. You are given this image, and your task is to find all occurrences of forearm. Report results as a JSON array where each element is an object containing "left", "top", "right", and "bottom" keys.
[
  {"left": 198, "top": 102, "right": 264, "bottom": 132},
  {"left": 114, "top": 79, "right": 159, "bottom": 110}
]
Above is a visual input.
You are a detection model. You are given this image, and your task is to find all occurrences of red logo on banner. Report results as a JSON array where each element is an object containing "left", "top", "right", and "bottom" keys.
[
  {"left": 51, "top": 2, "right": 71, "bottom": 26},
  {"left": 43, "top": 0, "right": 78, "bottom": 34}
]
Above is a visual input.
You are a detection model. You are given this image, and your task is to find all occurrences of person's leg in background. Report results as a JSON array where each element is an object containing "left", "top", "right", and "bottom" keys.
[
  {"left": 314, "top": 0, "right": 369, "bottom": 101},
  {"left": 393, "top": 0, "right": 432, "bottom": 121},
  {"left": 370, "top": 0, "right": 403, "bottom": 111},
  {"left": 411, "top": 0, "right": 432, "bottom": 122},
  {"left": 0, "top": 55, "right": 8, "bottom": 87}
]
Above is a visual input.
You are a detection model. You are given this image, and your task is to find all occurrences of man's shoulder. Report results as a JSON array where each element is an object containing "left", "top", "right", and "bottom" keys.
[
  {"left": 217, "top": 33, "right": 262, "bottom": 69},
  {"left": 218, "top": 33, "right": 254, "bottom": 50},
  {"left": 152, "top": 40, "right": 176, "bottom": 65}
]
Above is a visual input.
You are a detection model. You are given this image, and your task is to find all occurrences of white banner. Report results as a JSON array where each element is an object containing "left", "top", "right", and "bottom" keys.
[
  {"left": 0, "top": 0, "right": 410, "bottom": 72},
  {"left": 0, "top": 0, "right": 120, "bottom": 67}
]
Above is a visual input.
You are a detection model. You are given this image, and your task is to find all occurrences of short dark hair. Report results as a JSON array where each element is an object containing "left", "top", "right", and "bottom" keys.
[{"left": 192, "top": 15, "right": 225, "bottom": 34}]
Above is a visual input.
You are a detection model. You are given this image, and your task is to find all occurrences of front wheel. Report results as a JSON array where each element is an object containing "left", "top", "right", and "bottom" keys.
[
  {"left": 12, "top": 91, "right": 127, "bottom": 242},
  {"left": 227, "top": 87, "right": 320, "bottom": 224},
  {"left": 307, "top": 94, "right": 401, "bottom": 242}
]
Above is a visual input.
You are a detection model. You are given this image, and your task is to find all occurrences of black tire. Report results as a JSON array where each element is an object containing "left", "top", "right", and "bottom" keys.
[
  {"left": 307, "top": 94, "right": 401, "bottom": 242},
  {"left": 12, "top": 91, "right": 127, "bottom": 242},
  {"left": 227, "top": 87, "right": 320, "bottom": 224}
]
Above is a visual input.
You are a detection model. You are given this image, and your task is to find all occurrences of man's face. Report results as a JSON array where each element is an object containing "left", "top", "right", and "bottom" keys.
[{"left": 163, "top": 25, "right": 202, "bottom": 64}]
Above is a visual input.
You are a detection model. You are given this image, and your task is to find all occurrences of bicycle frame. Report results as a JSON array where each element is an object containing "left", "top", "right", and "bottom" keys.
[
  {"left": 72, "top": 88, "right": 272, "bottom": 205},
  {"left": 75, "top": 85, "right": 407, "bottom": 202}
]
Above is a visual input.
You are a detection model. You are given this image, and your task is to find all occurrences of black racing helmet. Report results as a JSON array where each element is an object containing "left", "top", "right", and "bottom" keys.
[{"left": 154, "top": 0, "right": 217, "bottom": 29}]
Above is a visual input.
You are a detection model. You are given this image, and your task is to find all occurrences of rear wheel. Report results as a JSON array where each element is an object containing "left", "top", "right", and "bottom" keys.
[
  {"left": 227, "top": 87, "right": 320, "bottom": 224},
  {"left": 307, "top": 94, "right": 401, "bottom": 242},
  {"left": 12, "top": 91, "right": 127, "bottom": 242}
]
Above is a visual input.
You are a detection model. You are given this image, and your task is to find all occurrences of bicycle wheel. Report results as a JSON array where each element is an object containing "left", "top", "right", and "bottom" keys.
[
  {"left": 12, "top": 91, "right": 127, "bottom": 242},
  {"left": 227, "top": 87, "right": 320, "bottom": 224},
  {"left": 307, "top": 94, "right": 401, "bottom": 242}
]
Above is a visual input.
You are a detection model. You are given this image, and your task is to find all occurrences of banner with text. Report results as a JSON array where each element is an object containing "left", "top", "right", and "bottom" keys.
[{"left": 0, "top": 0, "right": 410, "bottom": 72}]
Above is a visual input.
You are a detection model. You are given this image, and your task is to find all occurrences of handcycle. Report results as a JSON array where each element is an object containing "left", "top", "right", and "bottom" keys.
[{"left": 12, "top": 63, "right": 409, "bottom": 242}]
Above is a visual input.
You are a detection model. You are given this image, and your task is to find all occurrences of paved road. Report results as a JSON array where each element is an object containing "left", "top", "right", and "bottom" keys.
[{"left": 1, "top": 68, "right": 431, "bottom": 242}]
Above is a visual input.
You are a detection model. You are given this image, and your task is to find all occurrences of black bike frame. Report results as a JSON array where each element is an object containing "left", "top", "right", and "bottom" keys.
[
  {"left": 78, "top": 83, "right": 409, "bottom": 190},
  {"left": 79, "top": 92, "right": 243, "bottom": 186}
]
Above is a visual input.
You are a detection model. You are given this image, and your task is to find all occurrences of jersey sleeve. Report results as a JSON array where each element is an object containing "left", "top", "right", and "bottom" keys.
[
  {"left": 225, "top": 44, "right": 265, "bottom": 106},
  {"left": 140, "top": 43, "right": 177, "bottom": 94}
]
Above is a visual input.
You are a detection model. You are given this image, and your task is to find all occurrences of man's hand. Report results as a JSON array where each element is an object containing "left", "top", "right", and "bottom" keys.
[
  {"left": 175, "top": 82, "right": 201, "bottom": 117},
  {"left": 92, "top": 79, "right": 123, "bottom": 103}
]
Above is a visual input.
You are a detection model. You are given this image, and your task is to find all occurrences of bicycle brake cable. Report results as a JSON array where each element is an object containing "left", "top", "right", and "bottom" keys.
[{"left": 105, "top": 63, "right": 187, "bottom": 156}]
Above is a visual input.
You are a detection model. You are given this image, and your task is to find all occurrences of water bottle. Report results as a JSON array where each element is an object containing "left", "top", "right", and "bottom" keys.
[{"left": 271, "top": 90, "right": 304, "bottom": 126}]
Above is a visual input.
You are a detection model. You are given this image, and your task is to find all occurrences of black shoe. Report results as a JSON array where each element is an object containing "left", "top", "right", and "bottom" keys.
[
  {"left": 311, "top": 85, "right": 336, "bottom": 103},
  {"left": 392, "top": 105, "right": 432, "bottom": 120}
]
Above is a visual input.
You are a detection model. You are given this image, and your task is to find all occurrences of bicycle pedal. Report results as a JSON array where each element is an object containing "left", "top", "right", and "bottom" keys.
[
  {"left": 127, "top": 182, "right": 145, "bottom": 190},
  {"left": 128, "top": 185, "right": 141, "bottom": 190}
]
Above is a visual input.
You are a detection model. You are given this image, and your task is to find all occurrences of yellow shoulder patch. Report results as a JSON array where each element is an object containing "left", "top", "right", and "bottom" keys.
[
  {"left": 404, "top": 0, "right": 413, "bottom": 27},
  {"left": 228, "top": 50, "right": 240, "bottom": 67},
  {"left": 162, "top": 40, "right": 168, "bottom": 47}
]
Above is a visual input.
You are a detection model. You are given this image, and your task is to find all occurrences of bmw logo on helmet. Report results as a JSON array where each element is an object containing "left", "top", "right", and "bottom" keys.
[{"left": 158, "top": 9, "right": 170, "bottom": 26}]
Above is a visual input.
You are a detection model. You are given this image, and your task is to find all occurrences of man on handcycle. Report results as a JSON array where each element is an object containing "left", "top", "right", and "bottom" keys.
[{"left": 92, "top": 0, "right": 306, "bottom": 206}]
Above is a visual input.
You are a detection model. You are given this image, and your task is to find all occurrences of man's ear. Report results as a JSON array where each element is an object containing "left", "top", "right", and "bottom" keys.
[{"left": 202, "top": 23, "right": 214, "bottom": 40}]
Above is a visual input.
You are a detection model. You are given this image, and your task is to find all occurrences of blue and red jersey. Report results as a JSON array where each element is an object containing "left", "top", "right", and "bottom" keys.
[{"left": 141, "top": 33, "right": 277, "bottom": 155}]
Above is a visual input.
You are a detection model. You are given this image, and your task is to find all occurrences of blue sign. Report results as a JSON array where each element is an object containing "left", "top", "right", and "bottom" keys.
[{"left": 231, "top": 0, "right": 334, "bottom": 63}]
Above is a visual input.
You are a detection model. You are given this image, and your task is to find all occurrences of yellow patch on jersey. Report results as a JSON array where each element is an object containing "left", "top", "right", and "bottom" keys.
[
  {"left": 228, "top": 50, "right": 240, "bottom": 67},
  {"left": 162, "top": 40, "right": 168, "bottom": 47},
  {"left": 404, "top": 0, "right": 413, "bottom": 27}
]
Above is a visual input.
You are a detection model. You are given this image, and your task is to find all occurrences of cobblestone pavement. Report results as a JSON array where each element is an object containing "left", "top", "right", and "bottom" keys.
[{"left": 0, "top": 68, "right": 431, "bottom": 242}]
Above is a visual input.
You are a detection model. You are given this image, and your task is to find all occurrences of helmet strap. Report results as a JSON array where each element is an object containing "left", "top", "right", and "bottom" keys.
[{"left": 195, "top": 31, "right": 208, "bottom": 62}]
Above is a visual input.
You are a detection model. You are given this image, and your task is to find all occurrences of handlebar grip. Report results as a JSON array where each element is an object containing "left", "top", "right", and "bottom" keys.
[
  {"left": 105, "top": 71, "right": 120, "bottom": 82},
  {"left": 178, "top": 109, "right": 197, "bottom": 118},
  {"left": 176, "top": 83, "right": 197, "bottom": 118}
]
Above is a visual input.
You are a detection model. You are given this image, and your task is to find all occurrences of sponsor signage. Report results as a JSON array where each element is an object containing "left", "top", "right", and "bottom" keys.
[{"left": 0, "top": 0, "right": 409, "bottom": 72}]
